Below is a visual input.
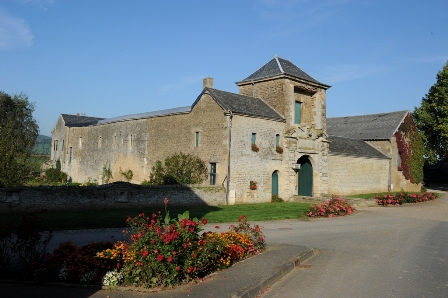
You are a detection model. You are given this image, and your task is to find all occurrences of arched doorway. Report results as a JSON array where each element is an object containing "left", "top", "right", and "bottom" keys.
[
  {"left": 298, "top": 156, "right": 313, "bottom": 196},
  {"left": 272, "top": 171, "right": 279, "bottom": 196}
]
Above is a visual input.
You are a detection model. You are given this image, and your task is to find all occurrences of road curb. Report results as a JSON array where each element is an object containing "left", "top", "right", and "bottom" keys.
[{"left": 231, "top": 247, "right": 315, "bottom": 298}]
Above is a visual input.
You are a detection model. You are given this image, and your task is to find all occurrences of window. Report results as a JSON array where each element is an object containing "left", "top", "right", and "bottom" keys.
[
  {"left": 251, "top": 133, "right": 256, "bottom": 145},
  {"left": 275, "top": 134, "right": 280, "bottom": 147},
  {"left": 62, "top": 140, "right": 64, "bottom": 151},
  {"left": 53, "top": 140, "right": 58, "bottom": 151},
  {"left": 398, "top": 152, "right": 401, "bottom": 167},
  {"left": 210, "top": 163, "right": 216, "bottom": 185},
  {"left": 79, "top": 137, "right": 82, "bottom": 148},
  {"left": 69, "top": 147, "right": 72, "bottom": 164},
  {"left": 195, "top": 132, "right": 199, "bottom": 147},
  {"left": 294, "top": 102, "right": 302, "bottom": 124}
]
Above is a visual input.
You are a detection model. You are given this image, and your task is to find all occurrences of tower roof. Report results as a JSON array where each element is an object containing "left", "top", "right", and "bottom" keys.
[{"left": 236, "top": 56, "right": 329, "bottom": 87}]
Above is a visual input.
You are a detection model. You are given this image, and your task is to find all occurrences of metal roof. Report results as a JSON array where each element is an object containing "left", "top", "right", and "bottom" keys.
[{"left": 97, "top": 106, "right": 191, "bottom": 125}]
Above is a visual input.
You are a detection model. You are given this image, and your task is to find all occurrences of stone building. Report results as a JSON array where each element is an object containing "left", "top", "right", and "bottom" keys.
[
  {"left": 51, "top": 56, "right": 421, "bottom": 203},
  {"left": 326, "top": 111, "right": 421, "bottom": 195}
]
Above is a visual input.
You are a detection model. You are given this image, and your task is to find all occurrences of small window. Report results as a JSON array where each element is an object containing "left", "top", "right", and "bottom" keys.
[
  {"left": 275, "top": 134, "right": 280, "bottom": 147},
  {"left": 195, "top": 132, "right": 200, "bottom": 147},
  {"left": 62, "top": 140, "right": 64, "bottom": 151},
  {"left": 69, "top": 147, "right": 72, "bottom": 164},
  {"left": 79, "top": 137, "right": 82, "bottom": 148},
  {"left": 397, "top": 152, "right": 401, "bottom": 167},
  {"left": 53, "top": 140, "right": 58, "bottom": 151},
  {"left": 98, "top": 136, "right": 102, "bottom": 148},
  {"left": 210, "top": 163, "right": 216, "bottom": 185},
  {"left": 130, "top": 134, "right": 133, "bottom": 147},
  {"left": 251, "top": 133, "right": 256, "bottom": 145},
  {"left": 295, "top": 101, "right": 302, "bottom": 124}
]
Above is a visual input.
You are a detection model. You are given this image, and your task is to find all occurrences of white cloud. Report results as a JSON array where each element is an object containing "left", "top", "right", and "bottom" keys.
[
  {"left": 0, "top": 8, "right": 33, "bottom": 50},
  {"left": 159, "top": 75, "right": 204, "bottom": 92}
]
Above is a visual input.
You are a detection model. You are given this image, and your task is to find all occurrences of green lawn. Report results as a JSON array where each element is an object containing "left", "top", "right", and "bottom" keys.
[{"left": 0, "top": 202, "right": 310, "bottom": 231}]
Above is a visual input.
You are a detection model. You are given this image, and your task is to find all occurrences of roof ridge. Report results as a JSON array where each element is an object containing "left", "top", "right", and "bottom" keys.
[
  {"left": 274, "top": 55, "right": 284, "bottom": 73},
  {"left": 328, "top": 110, "right": 409, "bottom": 119}
]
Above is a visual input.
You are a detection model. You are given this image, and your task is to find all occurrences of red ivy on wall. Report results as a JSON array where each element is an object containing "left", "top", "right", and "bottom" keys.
[{"left": 394, "top": 114, "right": 424, "bottom": 184}]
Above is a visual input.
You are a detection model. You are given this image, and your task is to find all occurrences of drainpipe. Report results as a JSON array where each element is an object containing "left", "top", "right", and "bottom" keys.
[{"left": 225, "top": 110, "right": 233, "bottom": 205}]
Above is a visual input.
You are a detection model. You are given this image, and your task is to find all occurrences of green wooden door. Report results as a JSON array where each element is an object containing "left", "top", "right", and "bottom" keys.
[
  {"left": 298, "top": 161, "right": 313, "bottom": 196},
  {"left": 272, "top": 171, "right": 279, "bottom": 196}
]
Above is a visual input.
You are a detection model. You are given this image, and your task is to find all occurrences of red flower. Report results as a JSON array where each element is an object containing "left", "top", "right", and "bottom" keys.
[
  {"left": 167, "top": 256, "right": 173, "bottom": 262},
  {"left": 136, "top": 261, "right": 142, "bottom": 266},
  {"left": 187, "top": 266, "right": 194, "bottom": 274},
  {"left": 139, "top": 213, "right": 145, "bottom": 217},
  {"left": 151, "top": 239, "right": 155, "bottom": 244},
  {"left": 164, "top": 197, "right": 169, "bottom": 206},
  {"left": 176, "top": 266, "right": 180, "bottom": 271},
  {"left": 157, "top": 254, "right": 164, "bottom": 261},
  {"left": 215, "top": 226, "right": 220, "bottom": 229},
  {"left": 193, "top": 253, "right": 197, "bottom": 259},
  {"left": 142, "top": 250, "right": 149, "bottom": 257},
  {"left": 202, "top": 218, "right": 208, "bottom": 225}
]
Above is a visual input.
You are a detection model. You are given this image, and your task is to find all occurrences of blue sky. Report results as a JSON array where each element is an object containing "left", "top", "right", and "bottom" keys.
[{"left": 1, "top": 0, "right": 447, "bottom": 137}]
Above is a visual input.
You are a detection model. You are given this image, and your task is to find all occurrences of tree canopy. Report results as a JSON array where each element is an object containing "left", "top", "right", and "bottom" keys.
[
  {"left": 0, "top": 92, "right": 39, "bottom": 187},
  {"left": 413, "top": 61, "right": 448, "bottom": 164}
]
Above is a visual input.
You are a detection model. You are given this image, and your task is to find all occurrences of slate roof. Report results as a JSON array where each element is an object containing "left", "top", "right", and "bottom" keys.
[
  {"left": 328, "top": 136, "right": 389, "bottom": 159},
  {"left": 237, "top": 56, "right": 329, "bottom": 87},
  {"left": 194, "top": 88, "right": 285, "bottom": 121},
  {"left": 327, "top": 110, "right": 409, "bottom": 140},
  {"left": 61, "top": 114, "right": 104, "bottom": 127}
]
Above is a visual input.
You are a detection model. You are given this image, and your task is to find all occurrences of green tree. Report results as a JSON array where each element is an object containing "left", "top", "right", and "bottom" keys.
[
  {"left": 0, "top": 92, "right": 39, "bottom": 187},
  {"left": 413, "top": 61, "right": 448, "bottom": 164}
]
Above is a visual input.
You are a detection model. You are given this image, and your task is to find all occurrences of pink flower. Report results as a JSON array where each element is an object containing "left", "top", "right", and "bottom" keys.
[{"left": 328, "top": 214, "right": 333, "bottom": 218}]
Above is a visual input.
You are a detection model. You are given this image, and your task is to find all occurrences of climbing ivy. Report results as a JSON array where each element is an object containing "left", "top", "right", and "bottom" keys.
[{"left": 394, "top": 113, "right": 424, "bottom": 184}]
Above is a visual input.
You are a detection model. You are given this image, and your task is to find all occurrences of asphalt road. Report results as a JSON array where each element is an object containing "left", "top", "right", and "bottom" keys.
[{"left": 260, "top": 191, "right": 448, "bottom": 298}]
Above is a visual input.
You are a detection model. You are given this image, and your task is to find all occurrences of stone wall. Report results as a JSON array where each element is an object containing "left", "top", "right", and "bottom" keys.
[
  {"left": 0, "top": 182, "right": 226, "bottom": 212},
  {"left": 327, "top": 154, "right": 390, "bottom": 195},
  {"left": 53, "top": 93, "right": 229, "bottom": 186}
]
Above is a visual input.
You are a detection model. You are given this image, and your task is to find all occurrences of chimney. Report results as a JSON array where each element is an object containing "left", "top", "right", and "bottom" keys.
[{"left": 203, "top": 77, "right": 213, "bottom": 89}]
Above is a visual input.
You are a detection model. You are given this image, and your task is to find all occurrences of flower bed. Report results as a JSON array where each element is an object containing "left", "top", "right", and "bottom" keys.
[
  {"left": 306, "top": 196, "right": 355, "bottom": 218},
  {"left": 97, "top": 205, "right": 265, "bottom": 288},
  {"left": 375, "top": 192, "right": 437, "bottom": 206},
  {"left": 1, "top": 199, "right": 266, "bottom": 289}
]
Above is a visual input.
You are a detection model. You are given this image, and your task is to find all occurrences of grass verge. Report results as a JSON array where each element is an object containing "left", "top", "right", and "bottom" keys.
[{"left": 0, "top": 202, "right": 310, "bottom": 231}]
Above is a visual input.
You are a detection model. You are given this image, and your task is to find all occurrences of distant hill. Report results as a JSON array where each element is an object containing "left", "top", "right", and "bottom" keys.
[
  {"left": 32, "top": 135, "right": 51, "bottom": 156},
  {"left": 36, "top": 135, "right": 51, "bottom": 144}
]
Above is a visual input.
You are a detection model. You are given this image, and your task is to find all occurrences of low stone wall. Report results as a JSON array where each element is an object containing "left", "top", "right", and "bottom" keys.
[
  {"left": 0, "top": 182, "right": 226, "bottom": 212},
  {"left": 291, "top": 195, "right": 377, "bottom": 208}
]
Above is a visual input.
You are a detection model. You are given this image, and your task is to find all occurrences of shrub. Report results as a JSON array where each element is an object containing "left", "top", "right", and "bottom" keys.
[
  {"left": 45, "top": 167, "right": 68, "bottom": 183},
  {"left": 148, "top": 152, "right": 208, "bottom": 185},
  {"left": 306, "top": 196, "right": 355, "bottom": 218},
  {"left": 119, "top": 168, "right": 133, "bottom": 182},
  {"left": 0, "top": 210, "right": 53, "bottom": 277},
  {"left": 275, "top": 146, "right": 283, "bottom": 154},
  {"left": 271, "top": 194, "right": 284, "bottom": 203}
]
